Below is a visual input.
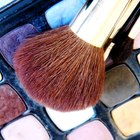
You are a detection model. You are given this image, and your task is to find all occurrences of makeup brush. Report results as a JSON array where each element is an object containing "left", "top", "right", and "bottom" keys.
[
  {"left": 105, "top": 1, "right": 140, "bottom": 64},
  {"left": 110, "top": 3, "right": 140, "bottom": 64},
  {"left": 13, "top": 0, "right": 130, "bottom": 111}
]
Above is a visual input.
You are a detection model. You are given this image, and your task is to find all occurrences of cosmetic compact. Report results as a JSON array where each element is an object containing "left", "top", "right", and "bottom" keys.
[{"left": 0, "top": 0, "right": 140, "bottom": 140}]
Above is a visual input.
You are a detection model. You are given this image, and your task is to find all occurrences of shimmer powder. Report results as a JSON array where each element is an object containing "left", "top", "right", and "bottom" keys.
[
  {"left": 46, "top": 107, "right": 95, "bottom": 131},
  {"left": 0, "top": 84, "right": 26, "bottom": 125},
  {"left": 67, "top": 120, "right": 113, "bottom": 140},
  {"left": 137, "top": 54, "right": 140, "bottom": 64},
  {"left": 112, "top": 97, "right": 140, "bottom": 136},
  {"left": 0, "top": 72, "right": 2, "bottom": 81},
  {"left": 1, "top": 115, "right": 50, "bottom": 140},
  {"left": 101, "top": 65, "right": 139, "bottom": 107}
]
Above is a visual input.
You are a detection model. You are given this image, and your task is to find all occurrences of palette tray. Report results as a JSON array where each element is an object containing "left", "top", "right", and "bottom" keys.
[
  {"left": 0, "top": 0, "right": 60, "bottom": 37},
  {"left": 0, "top": 0, "right": 140, "bottom": 140}
]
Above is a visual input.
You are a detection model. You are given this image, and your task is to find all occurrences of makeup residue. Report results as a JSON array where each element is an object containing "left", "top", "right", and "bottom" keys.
[{"left": 0, "top": 84, "right": 26, "bottom": 125}]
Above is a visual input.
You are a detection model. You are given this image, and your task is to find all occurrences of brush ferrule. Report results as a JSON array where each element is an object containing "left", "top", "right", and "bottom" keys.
[{"left": 70, "top": 0, "right": 131, "bottom": 48}]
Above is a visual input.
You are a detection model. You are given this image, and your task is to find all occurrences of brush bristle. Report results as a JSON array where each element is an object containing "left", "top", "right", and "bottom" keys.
[
  {"left": 110, "top": 37, "right": 133, "bottom": 64},
  {"left": 13, "top": 26, "right": 105, "bottom": 112}
]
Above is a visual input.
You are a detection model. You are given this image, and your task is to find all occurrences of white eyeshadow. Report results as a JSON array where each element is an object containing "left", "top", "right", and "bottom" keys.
[
  {"left": 46, "top": 107, "right": 95, "bottom": 131},
  {"left": 1, "top": 115, "right": 50, "bottom": 140}
]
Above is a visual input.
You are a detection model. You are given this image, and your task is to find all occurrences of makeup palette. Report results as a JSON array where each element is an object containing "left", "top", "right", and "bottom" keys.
[
  {"left": 0, "top": 0, "right": 61, "bottom": 37},
  {"left": 0, "top": 0, "right": 140, "bottom": 140}
]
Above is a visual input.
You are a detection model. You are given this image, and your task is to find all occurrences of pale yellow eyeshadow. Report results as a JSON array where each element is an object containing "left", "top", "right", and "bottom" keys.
[
  {"left": 137, "top": 54, "right": 140, "bottom": 64},
  {"left": 112, "top": 97, "right": 140, "bottom": 136},
  {"left": 0, "top": 72, "right": 2, "bottom": 81}
]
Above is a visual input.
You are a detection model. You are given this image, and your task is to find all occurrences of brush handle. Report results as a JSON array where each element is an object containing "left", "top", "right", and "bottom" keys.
[
  {"left": 112, "top": 2, "right": 140, "bottom": 44},
  {"left": 70, "top": 0, "right": 131, "bottom": 48},
  {"left": 104, "top": 1, "right": 140, "bottom": 60},
  {"left": 110, "top": 0, "right": 140, "bottom": 39},
  {"left": 45, "top": 0, "right": 86, "bottom": 29}
]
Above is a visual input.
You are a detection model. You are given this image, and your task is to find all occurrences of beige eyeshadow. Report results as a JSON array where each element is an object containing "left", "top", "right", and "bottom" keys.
[
  {"left": 0, "top": 72, "right": 2, "bottom": 81},
  {"left": 67, "top": 120, "right": 113, "bottom": 140},
  {"left": 101, "top": 65, "right": 139, "bottom": 107},
  {"left": 0, "top": 84, "right": 26, "bottom": 125},
  {"left": 137, "top": 54, "right": 140, "bottom": 64},
  {"left": 1, "top": 115, "right": 50, "bottom": 140},
  {"left": 112, "top": 97, "right": 140, "bottom": 136}
]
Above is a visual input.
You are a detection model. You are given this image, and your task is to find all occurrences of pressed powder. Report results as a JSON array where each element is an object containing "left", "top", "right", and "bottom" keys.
[
  {"left": 112, "top": 97, "right": 140, "bottom": 136},
  {"left": 0, "top": 84, "right": 26, "bottom": 125},
  {"left": 67, "top": 120, "right": 114, "bottom": 140},
  {"left": 101, "top": 65, "right": 139, "bottom": 107},
  {"left": 46, "top": 107, "right": 95, "bottom": 131},
  {"left": 0, "top": 72, "right": 2, "bottom": 81},
  {"left": 1, "top": 115, "right": 50, "bottom": 140},
  {"left": 0, "top": 24, "right": 37, "bottom": 67}
]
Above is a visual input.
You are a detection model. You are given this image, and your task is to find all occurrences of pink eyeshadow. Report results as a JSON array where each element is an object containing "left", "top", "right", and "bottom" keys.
[
  {"left": 0, "top": 84, "right": 26, "bottom": 125},
  {"left": 67, "top": 120, "right": 113, "bottom": 140},
  {"left": 1, "top": 115, "right": 50, "bottom": 140}
]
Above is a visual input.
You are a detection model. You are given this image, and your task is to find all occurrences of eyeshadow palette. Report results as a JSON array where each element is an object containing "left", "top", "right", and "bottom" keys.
[
  {"left": 0, "top": 0, "right": 140, "bottom": 140},
  {"left": 0, "top": 48, "right": 140, "bottom": 140}
]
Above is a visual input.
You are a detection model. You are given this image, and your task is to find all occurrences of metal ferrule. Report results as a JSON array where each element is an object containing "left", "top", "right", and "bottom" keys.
[{"left": 70, "top": 0, "right": 131, "bottom": 48}]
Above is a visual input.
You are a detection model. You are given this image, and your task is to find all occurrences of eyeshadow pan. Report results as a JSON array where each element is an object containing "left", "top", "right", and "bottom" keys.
[
  {"left": 137, "top": 54, "right": 140, "bottom": 64},
  {"left": 101, "top": 65, "right": 139, "bottom": 107},
  {"left": 67, "top": 120, "right": 113, "bottom": 140},
  {"left": 0, "top": 24, "right": 37, "bottom": 67},
  {"left": 0, "top": 72, "right": 2, "bottom": 81},
  {"left": 0, "top": 84, "right": 26, "bottom": 125},
  {"left": 112, "top": 97, "right": 140, "bottom": 136},
  {"left": 46, "top": 107, "right": 95, "bottom": 131},
  {"left": 1, "top": 115, "right": 50, "bottom": 140}
]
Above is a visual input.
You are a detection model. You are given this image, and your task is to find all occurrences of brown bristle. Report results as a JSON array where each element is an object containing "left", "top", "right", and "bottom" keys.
[
  {"left": 110, "top": 37, "right": 133, "bottom": 64},
  {"left": 13, "top": 26, "right": 105, "bottom": 112}
]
